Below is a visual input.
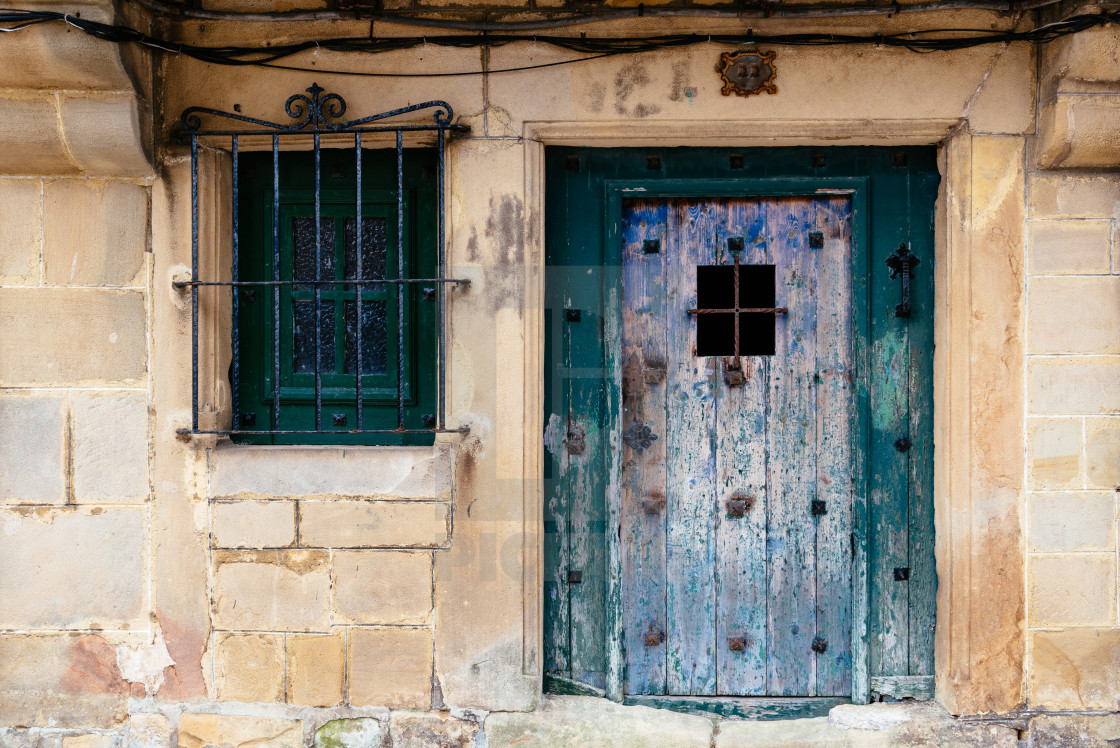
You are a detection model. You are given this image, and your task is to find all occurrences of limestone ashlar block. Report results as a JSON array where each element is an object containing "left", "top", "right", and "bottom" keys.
[
  {"left": 1030, "top": 628, "right": 1120, "bottom": 710},
  {"left": 0, "top": 180, "right": 42, "bottom": 285},
  {"left": 211, "top": 500, "right": 296, "bottom": 548},
  {"left": 0, "top": 96, "right": 81, "bottom": 175},
  {"left": 1041, "top": 25, "right": 1120, "bottom": 97},
  {"left": 333, "top": 551, "right": 433, "bottom": 626},
  {"left": 347, "top": 627, "right": 432, "bottom": 708},
  {"left": 389, "top": 711, "right": 481, "bottom": 748},
  {"left": 1085, "top": 417, "right": 1120, "bottom": 490},
  {"left": 286, "top": 632, "right": 344, "bottom": 707},
  {"left": 298, "top": 500, "right": 450, "bottom": 548},
  {"left": 63, "top": 735, "right": 114, "bottom": 748},
  {"left": 1036, "top": 96, "right": 1120, "bottom": 170},
  {"left": 1029, "top": 277, "right": 1120, "bottom": 354},
  {"left": 208, "top": 444, "right": 451, "bottom": 499},
  {"left": 1027, "top": 417, "right": 1082, "bottom": 490},
  {"left": 1028, "top": 554, "right": 1117, "bottom": 627},
  {"left": 127, "top": 713, "right": 171, "bottom": 748},
  {"left": 1028, "top": 219, "right": 1112, "bottom": 276},
  {"left": 43, "top": 180, "right": 148, "bottom": 287},
  {"left": 1028, "top": 492, "right": 1116, "bottom": 552},
  {"left": 0, "top": 507, "right": 146, "bottom": 629},
  {"left": 211, "top": 550, "right": 330, "bottom": 632},
  {"left": 313, "top": 718, "right": 383, "bottom": 748},
  {"left": 212, "top": 632, "right": 284, "bottom": 703},
  {"left": 0, "top": 288, "right": 147, "bottom": 386},
  {"left": 0, "top": 392, "right": 66, "bottom": 504},
  {"left": 178, "top": 714, "right": 302, "bottom": 748},
  {"left": 0, "top": 633, "right": 130, "bottom": 728},
  {"left": 1029, "top": 714, "right": 1120, "bottom": 745},
  {"left": 1029, "top": 173, "right": 1120, "bottom": 219},
  {"left": 1028, "top": 357, "right": 1120, "bottom": 415},
  {"left": 71, "top": 390, "right": 149, "bottom": 503},
  {"left": 59, "top": 96, "right": 153, "bottom": 178},
  {"left": 0, "top": 6, "right": 133, "bottom": 92}
]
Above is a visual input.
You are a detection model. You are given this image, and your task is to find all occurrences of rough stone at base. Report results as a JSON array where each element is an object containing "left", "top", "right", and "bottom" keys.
[
  {"left": 177, "top": 714, "right": 302, "bottom": 748},
  {"left": 312, "top": 718, "right": 383, "bottom": 748}
]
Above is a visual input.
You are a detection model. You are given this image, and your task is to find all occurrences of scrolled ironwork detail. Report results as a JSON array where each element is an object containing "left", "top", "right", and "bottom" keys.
[{"left": 179, "top": 81, "right": 457, "bottom": 134}]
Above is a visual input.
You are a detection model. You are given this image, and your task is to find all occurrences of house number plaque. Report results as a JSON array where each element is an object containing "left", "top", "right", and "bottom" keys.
[{"left": 717, "top": 50, "right": 778, "bottom": 97}]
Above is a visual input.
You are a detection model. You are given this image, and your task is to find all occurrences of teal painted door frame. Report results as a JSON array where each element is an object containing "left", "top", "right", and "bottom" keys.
[{"left": 544, "top": 147, "right": 938, "bottom": 711}]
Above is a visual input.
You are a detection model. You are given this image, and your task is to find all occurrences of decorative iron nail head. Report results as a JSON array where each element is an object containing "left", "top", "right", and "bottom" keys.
[
  {"left": 241, "top": 289, "right": 255, "bottom": 303},
  {"left": 565, "top": 155, "right": 581, "bottom": 172},
  {"left": 421, "top": 413, "right": 437, "bottom": 428},
  {"left": 642, "top": 239, "right": 661, "bottom": 254},
  {"left": 727, "top": 237, "right": 745, "bottom": 255},
  {"left": 568, "top": 570, "right": 583, "bottom": 584},
  {"left": 728, "top": 637, "right": 746, "bottom": 652},
  {"left": 729, "top": 154, "right": 745, "bottom": 170},
  {"left": 644, "top": 624, "right": 666, "bottom": 647},
  {"left": 894, "top": 567, "right": 910, "bottom": 581},
  {"left": 566, "top": 422, "right": 586, "bottom": 455},
  {"left": 894, "top": 435, "right": 913, "bottom": 453},
  {"left": 423, "top": 287, "right": 437, "bottom": 301},
  {"left": 812, "top": 154, "right": 826, "bottom": 168},
  {"left": 240, "top": 412, "right": 257, "bottom": 428},
  {"left": 727, "top": 498, "right": 748, "bottom": 517},
  {"left": 811, "top": 500, "right": 827, "bottom": 516},
  {"left": 812, "top": 637, "right": 828, "bottom": 653},
  {"left": 893, "top": 151, "right": 909, "bottom": 167},
  {"left": 646, "top": 155, "right": 662, "bottom": 170},
  {"left": 623, "top": 419, "right": 659, "bottom": 453},
  {"left": 643, "top": 496, "right": 665, "bottom": 515},
  {"left": 808, "top": 231, "right": 825, "bottom": 249},
  {"left": 566, "top": 308, "right": 581, "bottom": 322},
  {"left": 332, "top": 413, "right": 347, "bottom": 427}
]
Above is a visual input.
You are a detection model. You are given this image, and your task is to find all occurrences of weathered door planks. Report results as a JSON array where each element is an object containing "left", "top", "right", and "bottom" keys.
[
  {"left": 543, "top": 147, "right": 939, "bottom": 709},
  {"left": 814, "top": 197, "right": 856, "bottom": 696},
  {"left": 714, "top": 199, "right": 769, "bottom": 696},
  {"left": 620, "top": 200, "right": 669, "bottom": 694},
  {"left": 664, "top": 200, "right": 719, "bottom": 696},
  {"left": 765, "top": 198, "right": 822, "bottom": 696}
]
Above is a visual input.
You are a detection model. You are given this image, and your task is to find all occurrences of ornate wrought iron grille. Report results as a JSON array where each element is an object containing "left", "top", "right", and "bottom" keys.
[{"left": 176, "top": 84, "right": 469, "bottom": 437}]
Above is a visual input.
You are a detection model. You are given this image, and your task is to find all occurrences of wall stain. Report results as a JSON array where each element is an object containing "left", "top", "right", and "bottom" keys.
[
  {"left": 61, "top": 635, "right": 129, "bottom": 695},
  {"left": 669, "top": 60, "right": 691, "bottom": 102},
  {"left": 586, "top": 82, "right": 606, "bottom": 114},
  {"left": 613, "top": 60, "right": 662, "bottom": 119}
]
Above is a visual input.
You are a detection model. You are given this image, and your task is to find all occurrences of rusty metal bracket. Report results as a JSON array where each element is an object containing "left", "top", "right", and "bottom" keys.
[
  {"left": 727, "top": 493, "right": 754, "bottom": 518},
  {"left": 565, "top": 421, "right": 586, "bottom": 454}
]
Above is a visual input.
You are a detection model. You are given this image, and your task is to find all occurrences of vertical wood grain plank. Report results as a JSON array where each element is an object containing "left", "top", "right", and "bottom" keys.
[
  {"left": 666, "top": 198, "right": 718, "bottom": 696},
  {"left": 908, "top": 167, "right": 939, "bottom": 676},
  {"left": 869, "top": 178, "right": 912, "bottom": 679},
  {"left": 814, "top": 196, "right": 855, "bottom": 695},
  {"left": 620, "top": 199, "right": 669, "bottom": 694},
  {"left": 568, "top": 291, "right": 609, "bottom": 689},
  {"left": 766, "top": 197, "right": 819, "bottom": 696},
  {"left": 714, "top": 198, "right": 770, "bottom": 696}
]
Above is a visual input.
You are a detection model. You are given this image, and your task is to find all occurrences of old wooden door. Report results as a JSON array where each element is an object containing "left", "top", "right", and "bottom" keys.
[
  {"left": 619, "top": 195, "right": 853, "bottom": 697},
  {"left": 544, "top": 147, "right": 937, "bottom": 712}
]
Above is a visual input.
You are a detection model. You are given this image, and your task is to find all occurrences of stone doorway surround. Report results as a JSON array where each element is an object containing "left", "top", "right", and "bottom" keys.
[{"left": 519, "top": 118, "right": 1027, "bottom": 715}]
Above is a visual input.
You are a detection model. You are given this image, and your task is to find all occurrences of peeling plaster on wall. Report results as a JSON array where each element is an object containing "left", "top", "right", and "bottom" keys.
[{"left": 116, "top": 627, "right": 175, "bottom": 696}]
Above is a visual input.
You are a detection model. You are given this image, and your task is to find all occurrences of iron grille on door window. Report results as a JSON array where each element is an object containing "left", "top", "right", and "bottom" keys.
[{"left": 176, "top": 84, "right": 469, "bottom": 444}]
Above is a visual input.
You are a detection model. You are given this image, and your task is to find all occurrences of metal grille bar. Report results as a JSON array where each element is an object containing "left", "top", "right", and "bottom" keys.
[{"left": 178, "top": 83, "right": 469, "bottom": 437}]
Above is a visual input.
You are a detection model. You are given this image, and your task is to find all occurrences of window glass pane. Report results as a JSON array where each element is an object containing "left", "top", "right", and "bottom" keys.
[
  {"left": 344, "top": 300, "right": 388, "bottom": 374},
  {"left": 344, "top": 217, "right": 387, "bottom": 281},
  {"left": 293, "top": 217, "right": 336, "bottom": 289},
  {"left": 293, "top": 301, "right": 336, "bottom": 373}
]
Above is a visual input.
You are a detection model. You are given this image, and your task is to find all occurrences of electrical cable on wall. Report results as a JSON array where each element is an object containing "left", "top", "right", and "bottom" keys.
[{"left": 0, "top": 7, "right": 1117, "bottom": 77}]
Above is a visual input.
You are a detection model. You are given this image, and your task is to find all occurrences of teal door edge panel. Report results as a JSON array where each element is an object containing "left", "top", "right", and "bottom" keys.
[{"left": 543, "top": 146, "right": 939, "bottom": 708}]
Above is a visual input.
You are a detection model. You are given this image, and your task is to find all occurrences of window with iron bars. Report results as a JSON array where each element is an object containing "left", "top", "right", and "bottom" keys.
[{"left": 177, "top": 84, "right": 469, "bottom": 444}]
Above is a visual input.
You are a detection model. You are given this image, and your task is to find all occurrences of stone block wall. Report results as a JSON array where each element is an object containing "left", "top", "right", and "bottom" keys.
[
  {"left": 200, "top": 445, "right": 453, "bottom": 709},
  {"left": 1025, "top": 172, "right": 1120, "bottom": 710}
]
